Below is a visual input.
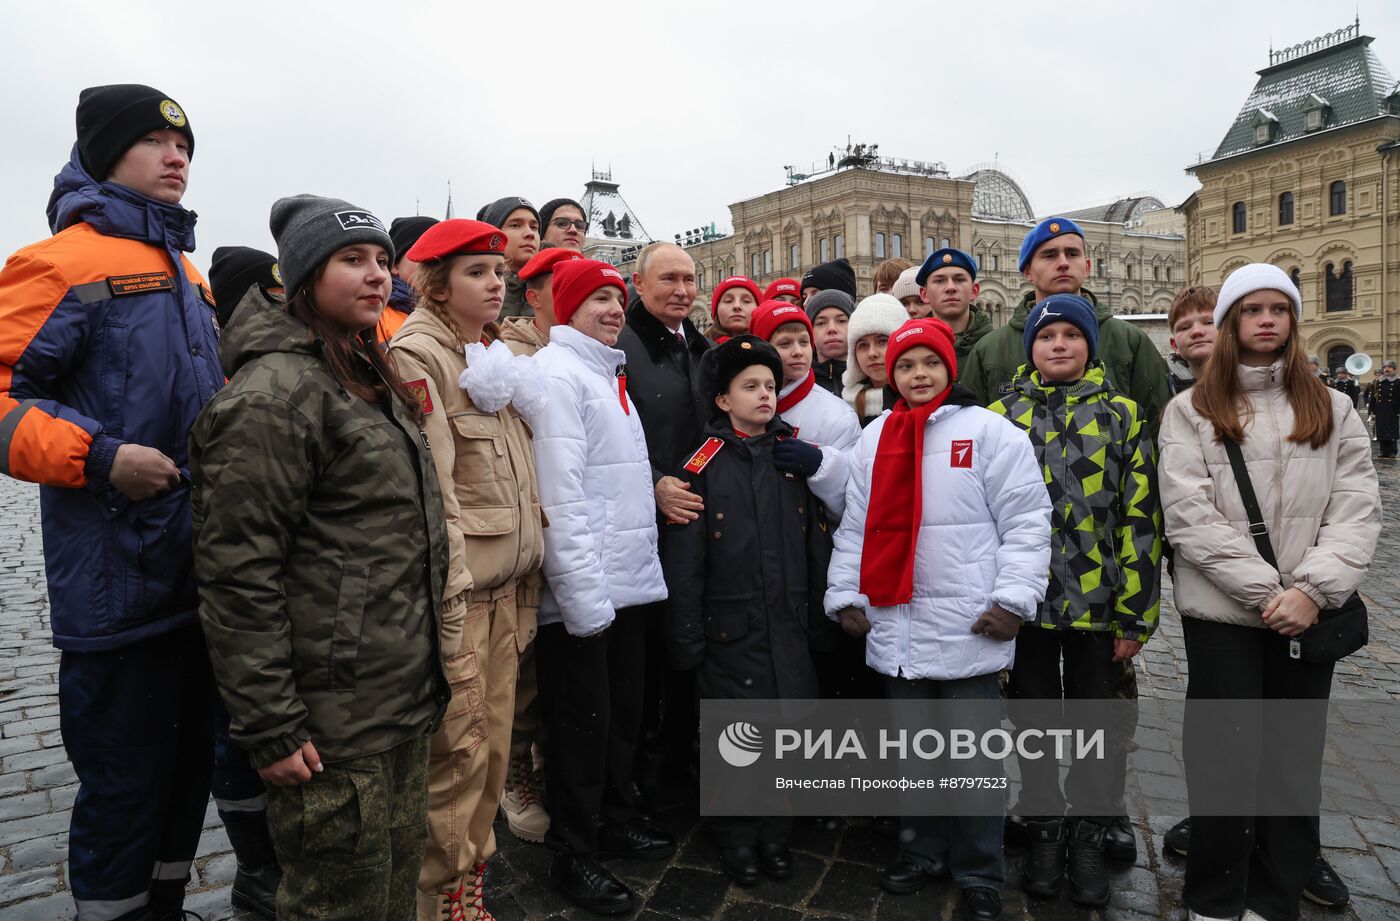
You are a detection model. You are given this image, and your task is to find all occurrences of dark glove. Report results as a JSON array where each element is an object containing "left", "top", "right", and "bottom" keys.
[
  {"left": 773, "top": 437, "right": 823, "bottom": 478},
  {"left": 970, "top": 604, "right": 1022, "bottom": 642}
]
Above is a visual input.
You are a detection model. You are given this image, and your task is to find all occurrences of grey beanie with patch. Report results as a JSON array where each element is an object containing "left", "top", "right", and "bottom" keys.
[{"left": 270, "top": 194, "right": 394, "bottom": 296}]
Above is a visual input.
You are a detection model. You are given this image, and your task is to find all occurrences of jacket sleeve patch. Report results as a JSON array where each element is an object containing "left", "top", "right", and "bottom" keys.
[
  {"left": 405, "top": 378, "right": 434, "bottom": 415},
  {"left": 683, "top": 436, "right": 724, "bottom": 474}
]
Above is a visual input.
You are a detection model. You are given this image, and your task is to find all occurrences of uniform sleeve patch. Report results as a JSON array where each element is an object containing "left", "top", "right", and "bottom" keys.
[
  {"left": 405, "top": 378, "right": 434, "bottom": 415},
  {"left": 683, "top": 437, "right": 724, "bottom": 474}
]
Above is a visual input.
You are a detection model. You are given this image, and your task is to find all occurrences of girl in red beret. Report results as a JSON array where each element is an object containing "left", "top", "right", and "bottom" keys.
[{"left": 708, "top": 275, "right": 762, "bottom": 343}]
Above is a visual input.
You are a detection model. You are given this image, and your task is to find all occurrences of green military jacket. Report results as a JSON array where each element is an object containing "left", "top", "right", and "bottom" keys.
[
  {"left": 190, "top": 289, "right": 451, "bottom": 768},
  {"left": 954, "top": 307, "right": 993, "bottom": 366},
  {"left": 988, "top": 363, "right": 1162, "bottom": 642},
  {"left": 961, "top": 289, "right": 1171, "bottom": 438}
]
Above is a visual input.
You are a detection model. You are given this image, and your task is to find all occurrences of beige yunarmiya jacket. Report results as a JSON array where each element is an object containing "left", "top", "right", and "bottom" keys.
[
  {"left": 389, "top": 309, "right": 545, "bottom": 651},
  {"left": 1159, "top": 360, "right": 1380, "bottom": 628}
]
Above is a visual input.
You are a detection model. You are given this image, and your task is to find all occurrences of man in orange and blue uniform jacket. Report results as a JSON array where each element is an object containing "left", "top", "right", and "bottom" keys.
[{"left": 0, "top": 84, "right": 226, "bottom": 921}]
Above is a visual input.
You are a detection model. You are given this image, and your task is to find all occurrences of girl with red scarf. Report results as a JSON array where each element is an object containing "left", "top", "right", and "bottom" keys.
[{"left": 825, "top": 318, "right": 1051, "bottom": 921}]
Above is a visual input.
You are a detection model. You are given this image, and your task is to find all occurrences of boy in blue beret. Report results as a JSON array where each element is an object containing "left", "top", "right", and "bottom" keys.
[{"left": 916, "top": 248, "right": 992, "bottom": 364}]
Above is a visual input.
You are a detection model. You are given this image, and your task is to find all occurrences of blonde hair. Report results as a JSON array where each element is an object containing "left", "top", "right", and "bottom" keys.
[{"left": 410, "top": 256, "right": 502, "bottom": 345}]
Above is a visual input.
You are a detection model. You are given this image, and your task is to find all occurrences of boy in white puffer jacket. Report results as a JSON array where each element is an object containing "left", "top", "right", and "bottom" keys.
[{"left": 826, "top": 317, "right": 1050, "bottom": 921}]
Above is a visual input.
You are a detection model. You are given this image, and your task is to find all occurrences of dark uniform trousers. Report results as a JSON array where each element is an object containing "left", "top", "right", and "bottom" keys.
[
  {"left": 536, "top": 605, "right": 648, "bottom": 855},
  {"left": 1007, "top": 628, "right": 1121, "bottom": 823},
  {"left": 1182, "top": 618, "right": 1333, "bottom": 921},
  {"left": 59, "top": 624, "right": 214, "bottom": 921},
  {"left": 265, "top": 736, "right": 430, "bottom": 921}
]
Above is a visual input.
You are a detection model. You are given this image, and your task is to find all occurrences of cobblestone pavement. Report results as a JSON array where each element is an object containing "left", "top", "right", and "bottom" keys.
[{"left": 3, "top": 459, "right": 1400, "bottom": 920}]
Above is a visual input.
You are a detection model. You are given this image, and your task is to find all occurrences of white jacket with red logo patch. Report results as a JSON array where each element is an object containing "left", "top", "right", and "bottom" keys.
[
  {"left": 825, "top": 402, "right": 1051, "bottom": 681},
  {"left": 777, "top": 379, "right": 861, "bottom": 518}
]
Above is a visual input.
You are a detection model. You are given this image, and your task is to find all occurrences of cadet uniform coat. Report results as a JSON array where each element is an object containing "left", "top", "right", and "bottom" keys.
[{"left": 662, "top": 421, "right": 828, "bottom": 699}]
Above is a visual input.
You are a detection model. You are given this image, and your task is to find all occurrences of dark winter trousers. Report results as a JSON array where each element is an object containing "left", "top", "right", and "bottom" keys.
[
  {"left": 1007, "top": 628, "right": 1120, "bottom": 823},
  {"left": 213, "top": 700, "right": 267, "bottom": 817},
  {"left": 885, "top": 673, "right": 1005, "bottom": 889},
  {"left": 537, "top": 605, "right": 648, "bottom": 855},
  {"left": 638, "top": 600, "right": 698, "bottom": 806},
  {"left": 1182, "top": 618, "right": 1334, "bottom": 921},
  {"left": 265, "top": 736, "right": 430, "bottom": 921},
  {"left": 59, "top": 624, "right": 214, "bottom": 921}
]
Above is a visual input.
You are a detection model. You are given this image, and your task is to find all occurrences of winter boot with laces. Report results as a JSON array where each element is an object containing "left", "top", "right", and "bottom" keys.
[
  {"left": 1021, "top": 818, "right": 1067, "bottom": 899},
  {"left": 418, "top": 863, "right": 496, "bottom": 921},
  {"left": 1067, "top": 818, "right": 1110, "bottom": 907},
  {"left": 500, "top": 743, "right": 549, "bottom": 842}
]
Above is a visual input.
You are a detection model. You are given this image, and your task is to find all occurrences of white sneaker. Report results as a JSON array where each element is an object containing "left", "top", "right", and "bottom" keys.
[
  {"left": 1188, "top": 911, "right": 1240, "bottom": 921},
  {"left": 500, "top": 745, "right": 549, "bottom": 843}
]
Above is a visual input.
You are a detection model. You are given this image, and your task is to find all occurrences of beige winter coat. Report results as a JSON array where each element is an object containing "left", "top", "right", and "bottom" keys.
[
  {"left": 389, "top": 309, "right": 545, "bottom": 651},
  {"left": 1159, "top": 360, "right": 1380, "bottom": 628},
  {"left": 500, "top": 315, "right": 549, "bottom": 357}
]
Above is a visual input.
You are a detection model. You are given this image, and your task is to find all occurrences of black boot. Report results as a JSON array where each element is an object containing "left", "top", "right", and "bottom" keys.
[
  {"left": 1067, "top": 819, "right": 1109, "bottom": 907},
  {"left": 550, "top": 854, "right": 637, "bottom": 915},
  {"left": 1021, "top": 818, "right": 1066, "bottom": 899},
  {"left": 223, "top": 811, "right": 281, "bottom": 920},
  {"left": 1104, "top": 815, "right": 1137, "bottom": 863}
]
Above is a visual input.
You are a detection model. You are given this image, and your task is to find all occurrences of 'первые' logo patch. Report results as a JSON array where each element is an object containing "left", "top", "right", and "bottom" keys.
[{"left": 718, "top": 721, "right": 764, "bottom": 767}]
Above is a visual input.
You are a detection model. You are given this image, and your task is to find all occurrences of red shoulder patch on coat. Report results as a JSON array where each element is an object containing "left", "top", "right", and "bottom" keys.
[
  {"left": 950, "top": 439, "right": 973, "bottom": 468},
  {"left": 405, "top": 378, "right": 433, "bottom": 415},
  {"left": 683, "top": 437, "right": 724, "bottom": 474}
]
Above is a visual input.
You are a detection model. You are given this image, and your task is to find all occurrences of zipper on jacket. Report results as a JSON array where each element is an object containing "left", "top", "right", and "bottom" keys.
[{"left": 616, "top": 364, "right": 631, "bottom": 415}]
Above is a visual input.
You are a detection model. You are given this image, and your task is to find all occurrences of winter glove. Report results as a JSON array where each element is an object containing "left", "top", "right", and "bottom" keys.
[
  {"left": 773, "top": 437, "right": 823, "bottom": 478},
  {"left": 836, "top": 606, "right": 871, "bottom": 637},
  {"left": 970, "top": 604, "right": 1021, "bottom": 642},
  {"left": 440, "top": 589, "right": 471, "bottom": 656}
]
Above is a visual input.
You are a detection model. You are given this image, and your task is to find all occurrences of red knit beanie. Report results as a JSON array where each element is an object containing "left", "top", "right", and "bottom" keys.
[
  {"left": 885, "top": 317, "right": 958, "bottom": 385},
  {"left": 551, "top": 259, "right": 628, "bottom": 326},
  {"left": 710, "top": 276, "right": 762, "bottom": 320},
  {"left": 750, "top": 300, "right": 814, "bottom": 342}
]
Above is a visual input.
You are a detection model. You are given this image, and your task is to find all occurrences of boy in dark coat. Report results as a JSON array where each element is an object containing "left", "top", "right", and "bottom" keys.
[{"left": 662, "top": 335, "right": 831, "bottom": 886}]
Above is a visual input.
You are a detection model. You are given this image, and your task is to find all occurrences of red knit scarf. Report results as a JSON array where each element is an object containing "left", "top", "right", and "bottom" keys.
[
  {"left": 778, "top": 370, "right": 816, "bottom": 413},
  {"left": 859, "top": 389, "right": 951, "bottom": 606}
]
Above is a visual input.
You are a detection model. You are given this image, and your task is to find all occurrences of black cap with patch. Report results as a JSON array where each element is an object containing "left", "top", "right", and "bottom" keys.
[{"left": 76, "top": 84, "right": 194, "bottom": 181}]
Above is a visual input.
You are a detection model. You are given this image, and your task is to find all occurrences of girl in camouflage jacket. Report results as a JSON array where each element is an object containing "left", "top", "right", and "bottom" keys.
[{"left": 987, "top": 293, "right": 1161, "bottom": 908}]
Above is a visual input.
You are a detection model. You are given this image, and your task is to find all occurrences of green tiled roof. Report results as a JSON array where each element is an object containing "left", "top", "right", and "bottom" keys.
[{"left": 1205, "top": 33, "right": 1398, "bottom": 164}]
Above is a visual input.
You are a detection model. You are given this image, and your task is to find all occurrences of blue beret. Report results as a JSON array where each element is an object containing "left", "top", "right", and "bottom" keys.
[
  {"left": 1018, "top": 217, "right": 1085, "bottom": 272},
  {"left": 915, "top": 248, "right": 978, "bottom": 286},
  {"left": 1023, "top": 293, "right": 1099, "bottom": 362}
]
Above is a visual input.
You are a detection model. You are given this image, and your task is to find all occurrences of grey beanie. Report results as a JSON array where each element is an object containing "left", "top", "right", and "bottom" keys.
[
  {"left": 270, "top": 194, "right": 394, "bottom": 297},
  {"left": 476, "top": 196, "right": 539, "bottom": 230},
  {"left": 805, "top": 289, "right": 856, "bottom": 322}
]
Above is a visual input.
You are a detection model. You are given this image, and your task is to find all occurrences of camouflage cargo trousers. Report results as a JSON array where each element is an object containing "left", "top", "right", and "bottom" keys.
[{"left": 266, "top": 736, "right": 430, "bottom": 921}]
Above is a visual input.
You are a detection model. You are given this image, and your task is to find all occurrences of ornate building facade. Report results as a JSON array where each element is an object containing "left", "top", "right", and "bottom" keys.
[
  {"left": 606, "top": 156, "right": 1185, "bottom": 331},
  {"left": 1181, "top": 22, "right": 1400, "bottom": 370}
]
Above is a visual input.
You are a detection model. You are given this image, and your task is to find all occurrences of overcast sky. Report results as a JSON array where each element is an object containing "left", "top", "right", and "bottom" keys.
[{"left": 3, "top": 0, "right": 1397, "bottom": 275}]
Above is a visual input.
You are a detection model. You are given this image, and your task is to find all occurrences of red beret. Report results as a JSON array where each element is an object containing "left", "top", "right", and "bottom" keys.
[
  {"left": 750, "top": 300, "right": 814, "bottom": 342},
  {"left": 551, "top": 259, "right": 628, "bottom": 326},
  {"left": 519, "top": 247, "right": 585, "bottom": 282},
  {"left": 763, "top": 278, "right": 801, "bottom": 300},
  {"left": 405, "top": 219, "right": 507, "bottom": 263},
  {"left": 710, "top": 275, "right": 762, "bottom": 320},
  {"left": 885, "top": 317, "right": 957, "bottom": 385}
]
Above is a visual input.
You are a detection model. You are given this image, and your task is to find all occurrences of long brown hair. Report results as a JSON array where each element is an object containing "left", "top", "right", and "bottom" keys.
[
  {"left": 1191, "top": 294, "right": 1332, "bottom": 448},
  {"left": 286, "top": 267, "right": 423, "bottom": 425}
]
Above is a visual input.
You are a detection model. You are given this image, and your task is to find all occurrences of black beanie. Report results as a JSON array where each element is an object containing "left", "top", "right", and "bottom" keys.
[
  {"left": 800, "top": 257, "right": 857, "bottom": 300},
  {"left": 389, "top": 217, "right": 438, "bottom": 264},
  {"left": 76, "top": 84, "right": 194, "bottom": 181},
  {"left": 476, "top": 196, "right": 539, "bottom": 230},
  {"left": 540, "top": 198, "right": 587, "bottom": 231},
  {"left": 209, "top": 246, "right": 279, "bottom": 327},
  {"left": 700, "top": 335, "right": 784, "bottom": 409}
]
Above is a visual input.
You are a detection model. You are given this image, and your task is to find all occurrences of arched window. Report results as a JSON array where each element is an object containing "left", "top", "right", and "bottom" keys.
[
  {"left": 1327, "top": 344, "right": 1355, "bottom": 375},
  {"left": 940, "top": 238, "right": 951, "bottom": 249},
  {"left": 1330, "top": 181, "right": 1347, "bottom": 216},
  {"left": 1232, "top": 201, "right": 1247, "bottom": 234},
  {"left": 875, "top": 232, "right": 886, "bottom": 259},
  {"left": 892, "top": 234, "right": 903, "bottom": 258},
  {"left": 696, "top": 265, "right": 705, "bottom": 290},
  {"left": 751, "top": 253, "right": 761, "bottom": 277},
  {"left": 1325, "top": 261, "right": 1354, "bottom": 312},
  {"left": 819, "top": 238, "right": 829, "bottom": 262},
  {"left": 1126, "top": 262, "right": 1134, "bottom": 280},
  {"left": 924, "top": 236, "right": 935, "bottom": 255},
  {"left": 790, "top": 243, "right": 800, "bottom": 269},
  {"left": 834, "top": 234, "right": 845, "bottom": 259},
  {"left": 1289, "top": 267, "right": 1301, "bottom": 291},
  {"left": 1278, "top": 191, "right": 1294, "bottom": 225},
  {"left": 763, "top": 250, "right": 772, "bottom": 274}
]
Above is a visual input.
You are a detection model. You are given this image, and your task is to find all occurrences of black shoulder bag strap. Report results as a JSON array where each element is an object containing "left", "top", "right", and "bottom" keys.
[{"left": 1220, "top": 437, "right": 1279, "bottom": 570}]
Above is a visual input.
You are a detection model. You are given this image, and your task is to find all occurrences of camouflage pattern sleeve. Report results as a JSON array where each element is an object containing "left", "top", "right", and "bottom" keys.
[
  {"left": 191, "top": 390, "right": 319, "bottom": 769},
  {"left": 1112, "top": 400, "right": 1163, "bottom": 643}
]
